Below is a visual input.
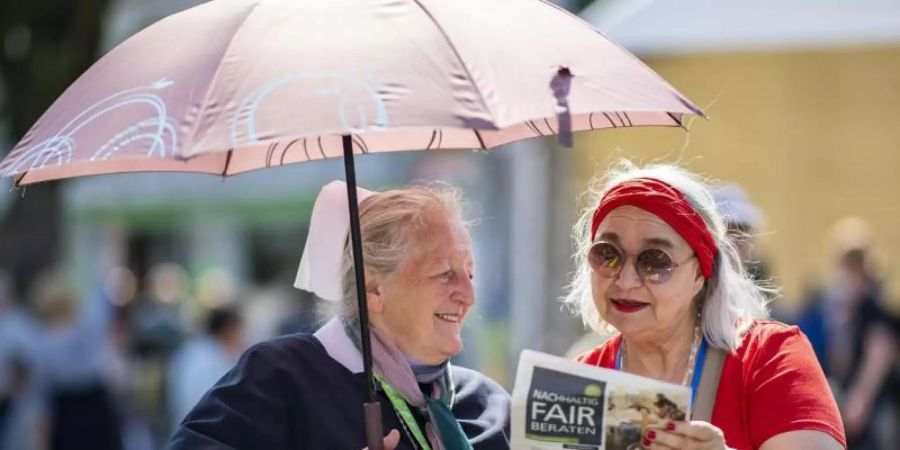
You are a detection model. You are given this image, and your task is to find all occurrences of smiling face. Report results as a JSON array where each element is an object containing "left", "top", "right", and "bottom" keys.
[
  {"left": 590, "top": 205, "right": 705, "bottom": 343},
  {"left": 368, "top": 206, "right": 475, "bottom": 364}
]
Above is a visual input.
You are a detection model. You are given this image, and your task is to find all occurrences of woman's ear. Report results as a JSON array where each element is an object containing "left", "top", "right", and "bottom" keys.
[
  {"left": 691, "top": 266, "right": 705, "bottom": 299},
  {"left": 364, "top": 266, "right": 385, "bottom": 313}
]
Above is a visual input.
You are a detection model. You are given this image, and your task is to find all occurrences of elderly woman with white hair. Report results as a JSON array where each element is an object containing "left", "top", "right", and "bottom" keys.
[
  {"left": 569, "top": 162, "right": 845, "bottom": 450},
  {"left": 169, "top": 182, "right": 510, "bottom": 450}
]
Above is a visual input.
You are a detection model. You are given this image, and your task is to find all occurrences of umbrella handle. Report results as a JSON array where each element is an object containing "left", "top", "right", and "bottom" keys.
[
  {"left": 365, "top": 402, "right": 385, "bottom": 450},
  {"left": 343, "top": 134, "right": 384, "bottom": 450}
]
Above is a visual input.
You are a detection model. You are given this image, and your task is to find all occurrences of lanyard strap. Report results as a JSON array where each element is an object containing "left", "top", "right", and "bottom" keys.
[
  {"left": 614, "top": 338, "right": 709, "bottom": 404},
  {"left": 689, "top": 339, "right": 708, "bottom": 405},
  {"left": 376, "top": 374, "right": 431, "bottom": 450}
]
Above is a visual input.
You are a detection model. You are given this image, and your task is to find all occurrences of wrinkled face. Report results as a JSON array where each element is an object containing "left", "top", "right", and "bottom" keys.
[
  {"left": 590, "top": 206, "right": 705, "bottom": 342},
  {"left": 370, "top": 207, "right": 475, "bottom": 364}
]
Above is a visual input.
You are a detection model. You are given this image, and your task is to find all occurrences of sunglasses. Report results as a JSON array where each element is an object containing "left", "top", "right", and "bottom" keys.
[{"left": 587, "top": 241, "right": 696, "bottom": 284}]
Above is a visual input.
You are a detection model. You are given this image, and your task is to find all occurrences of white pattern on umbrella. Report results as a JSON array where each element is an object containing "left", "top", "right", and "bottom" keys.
[{"left": 2, "top": 78, "right": 177, "bottom": 176}]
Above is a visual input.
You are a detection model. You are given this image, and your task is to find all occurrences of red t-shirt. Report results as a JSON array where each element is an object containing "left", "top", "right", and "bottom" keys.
[{"left": 576, "top": 321, "right": 846, "bottom": 449}]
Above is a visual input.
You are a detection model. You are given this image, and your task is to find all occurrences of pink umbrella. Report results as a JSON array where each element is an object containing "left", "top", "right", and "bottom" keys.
[{"left": 0, "top": 0, "right": 702, "bottom": 447}]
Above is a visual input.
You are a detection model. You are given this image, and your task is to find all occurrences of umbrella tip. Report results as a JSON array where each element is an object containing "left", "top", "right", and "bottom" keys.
[{"left": 679, "top": 97, "right": 707, "bottom": 119}]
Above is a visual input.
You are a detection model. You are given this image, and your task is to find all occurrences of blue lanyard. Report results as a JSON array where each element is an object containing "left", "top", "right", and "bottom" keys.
[{"left": 615, "top": 338, "right": 708, "bottom": 405}]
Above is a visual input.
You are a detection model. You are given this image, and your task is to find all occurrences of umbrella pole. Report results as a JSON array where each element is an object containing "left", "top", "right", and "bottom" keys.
[{"left": 342, "top": 134, "right": 384, "bottom": 450}]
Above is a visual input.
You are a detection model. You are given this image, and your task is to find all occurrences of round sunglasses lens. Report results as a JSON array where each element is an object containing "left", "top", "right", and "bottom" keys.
[
  {"left": 589, "top": 243, "right": 622, "bottom": 276},
  {"left": 637, "top": 248, "right": 675, "bottom": 282}
]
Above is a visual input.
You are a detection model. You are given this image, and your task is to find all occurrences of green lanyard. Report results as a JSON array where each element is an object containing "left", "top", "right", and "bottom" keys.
[{"left": 375, "top": 374, "right": 432, "bottom": 450}]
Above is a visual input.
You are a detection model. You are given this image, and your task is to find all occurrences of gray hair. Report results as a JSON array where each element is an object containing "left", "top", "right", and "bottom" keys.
[
  {"left": 339, "top": 184, "right": 466, "bottom": 324},
  {"left": 563, "top": 160, "right": 772, "bottom": 352}
]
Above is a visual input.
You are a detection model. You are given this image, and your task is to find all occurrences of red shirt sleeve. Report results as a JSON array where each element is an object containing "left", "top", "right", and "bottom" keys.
[{"left": 744, "top": 325, "right": 846, "bottom": 448}]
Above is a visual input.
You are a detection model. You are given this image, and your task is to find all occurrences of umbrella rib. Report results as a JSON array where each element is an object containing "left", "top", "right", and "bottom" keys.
[
  {"left": 302, "top": 138, "right": 311, "bottom": 161},
  {"left": 602, "top": 112, "right": 618, "bottom": 128},
  {"left": 13, "top": 172, "right": 26, "bottom": 187},
  {"left": 186, "top": 2, "right": 263, "bottom": 150},
  {"left": 589, "top": 113, "right": 596, "bottom": 130},
  {"left": 425, "top": 130, "right": 437, "bottom": 150},
  {"left": 280, "top": 138, "right": 301, "bottom": 165},
  {"left": 437, "top": 129, "right": 443, "bottom": 149},
  {"left": 666, "top": 112, "right": 687, "bottom": 130},
  {"left": 317, "top": 137, "right": 327, "bottom": 159},
  {"left": 351, "top": 135, "right": 369, "bottom": 154},
  {"left": 526, "top": 120, "right": 544, "bottom": 137},
  {"left": 222, "top": 149, "right": 233, "bottom": 176},
  {"left": 411, "top": 0, "right": 494, "bottom": 120},
  {"left": 543, "top": 118, "right": 556, "bottom": 135},
  {"left": 265, "top": 142, "right": 277, "bottom": 167},
  {"left": 472, "top": 130, "right": 487, "bottom": 150}
]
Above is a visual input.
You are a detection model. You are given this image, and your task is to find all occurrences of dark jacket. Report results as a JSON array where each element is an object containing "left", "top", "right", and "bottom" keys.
[{"left": 168, "top": 331, "right": 510, "bottom": 450}]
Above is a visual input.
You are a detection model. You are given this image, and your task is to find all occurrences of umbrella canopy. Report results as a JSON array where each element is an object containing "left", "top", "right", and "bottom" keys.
[
  {"left": 0, "top": 0, "right": 700, "bottom": 185},
  {"left": 0, "top": 1, "right": 703, "bottom": 447}
]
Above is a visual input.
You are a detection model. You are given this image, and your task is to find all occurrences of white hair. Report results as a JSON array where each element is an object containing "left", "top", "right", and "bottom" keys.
[
  {"left": 563, "top": 160, "right": 772, "bottom": 352},
  {"left": 339, "top": 184, "right": 466, "bottom": 325}
]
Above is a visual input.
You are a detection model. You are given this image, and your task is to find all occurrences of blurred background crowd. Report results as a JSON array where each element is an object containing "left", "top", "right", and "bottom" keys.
[{"left": 0, "top": 1, "right": 898, "bottom": 449}]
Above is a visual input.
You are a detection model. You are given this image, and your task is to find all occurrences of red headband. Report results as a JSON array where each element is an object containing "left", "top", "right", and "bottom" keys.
[{"left": 590, "top": 177, "right": 717, "bottom": 279}]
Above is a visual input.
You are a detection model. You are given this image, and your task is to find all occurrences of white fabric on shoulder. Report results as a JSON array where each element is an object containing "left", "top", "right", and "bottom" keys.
[{"left": 314, "top": 317, "right": 363, "bottom": 374}]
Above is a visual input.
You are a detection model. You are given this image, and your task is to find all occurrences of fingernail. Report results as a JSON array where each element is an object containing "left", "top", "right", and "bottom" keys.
[
  {"left": 642, "top": 438, "right": 651, "bottom": 447},
  {"left": 647, "top": 430, "right": 656, "bottom": 439},
  {"left": 666, "top": 422, "right": 675, "bottom": 431}
]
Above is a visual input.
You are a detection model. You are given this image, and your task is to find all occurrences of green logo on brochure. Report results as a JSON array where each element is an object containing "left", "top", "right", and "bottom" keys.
[{"left": 583, "top": 384, "right": 603, "bottom": 398}]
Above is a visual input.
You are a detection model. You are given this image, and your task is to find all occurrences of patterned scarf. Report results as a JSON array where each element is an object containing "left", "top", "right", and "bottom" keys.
[{"left": 343, "top": 319, "right": 472, "bottom": 450}]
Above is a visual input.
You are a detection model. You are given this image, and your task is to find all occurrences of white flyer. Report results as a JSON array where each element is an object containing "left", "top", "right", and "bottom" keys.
[{"left": 511, "top": 350, "right": 691, "bottom": 450}]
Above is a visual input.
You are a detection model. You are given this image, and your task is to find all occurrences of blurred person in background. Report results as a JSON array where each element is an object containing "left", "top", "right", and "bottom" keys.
[
  {"left": 241, "top": 273, "right": 325, "bottom": 343},
  {"left": 795, "top": 217, "right": 898, "bottom": 450},
  {"left": 129, "top": 262, "right": 190, "bottom": 444},
  {"left": 169, "top": 182, "right": 510, "bottom": 449},
  {"left": 710, "top": 184, "right": 769, "bottom": 284},
  {"left": 168, "top": 306, "right": 245, "bottom": 433},
  {"left": 192, "top": 269, "right": 239, "bottom": 328},
  {"left": 711, "top": 184, "right": 791, "bottom": 322},
  {"left": 0, "top": 271, "right": 44, "bottom": 450},
  {"left": 131, "top": 263, "right": 189, "bottom": 360},
  {"left": 101, "top": 267, "right": 156, "bottom": 450},
  {"left": 570, "top": 161, "right": 844, "bottom": 449},
  {"left": 31, "top": 270, "right": 123, "bottom": 450}
]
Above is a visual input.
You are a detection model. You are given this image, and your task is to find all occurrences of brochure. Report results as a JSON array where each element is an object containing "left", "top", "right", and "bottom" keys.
[{"left": 511, "top": 350, "right": 691, "bottom": 450}]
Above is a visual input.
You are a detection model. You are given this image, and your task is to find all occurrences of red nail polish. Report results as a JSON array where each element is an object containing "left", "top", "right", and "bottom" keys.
[
  {"left": 666, "top": 422, "right": 676, "bottom": 431},
  {"left": 647, "top": 430, "right": 656, "bottom": 439},
  {"left": 642, "top": 438, "right": 651, "bottom": 447}
]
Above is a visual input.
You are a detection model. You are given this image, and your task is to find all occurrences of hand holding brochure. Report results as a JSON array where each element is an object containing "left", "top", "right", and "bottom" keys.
[{"left": 511, "top": 350, "right": 691, "bottom": 450}]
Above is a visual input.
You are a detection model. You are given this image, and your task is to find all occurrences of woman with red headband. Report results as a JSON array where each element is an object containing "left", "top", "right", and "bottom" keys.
[{"left": 566, "top": 161, "right": 845, "bottom": 450}]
